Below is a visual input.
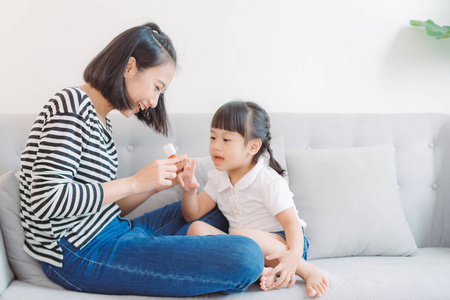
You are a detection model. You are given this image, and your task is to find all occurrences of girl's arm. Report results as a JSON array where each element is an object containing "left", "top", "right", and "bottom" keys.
[
  {"left": 277, "top": 207, "right": 304, "bottom": 257},
  {"left": 179, "top": 158, "right": 217, "bottom": 222},
  {"left": 265, "top": 207, "right": 304, "bottom": 289},
  {"left": 182, "top": 190, "right": 216, "bottom": 223}
]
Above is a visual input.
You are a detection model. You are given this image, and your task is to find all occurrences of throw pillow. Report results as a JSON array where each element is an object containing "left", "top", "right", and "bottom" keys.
[
  {"left": 286, "top": 143, "right": 417, "bottom": 260},
  {"left": 0, "top": 171, "right": 62, "bottom": 289}
]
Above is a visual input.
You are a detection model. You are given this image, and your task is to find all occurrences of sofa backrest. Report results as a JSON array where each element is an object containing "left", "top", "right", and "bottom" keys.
[
  {"left": 269, "top": 114, "right": 450, "bottom": 249},
  {"left": 1, "top": 113, "right": 449, "bottom": 249}
]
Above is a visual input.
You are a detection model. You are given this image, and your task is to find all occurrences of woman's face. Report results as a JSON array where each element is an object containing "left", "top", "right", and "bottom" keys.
[{"left": 121, "top": 59, "right": 176, "bottom": 118}]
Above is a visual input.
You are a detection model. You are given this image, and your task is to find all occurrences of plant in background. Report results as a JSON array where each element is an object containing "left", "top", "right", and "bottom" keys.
[{"left": 410, "top": 19, "right": 450, "bottom": 39}]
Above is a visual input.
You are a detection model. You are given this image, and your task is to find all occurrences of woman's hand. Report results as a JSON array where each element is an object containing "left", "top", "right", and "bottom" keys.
[
  {"left": 155, "top": 156, "right": 189, "bottom": 193},
  {"left": 131, "top": 154, "right": 187, "bottom": 194},
  {"left": 265, "top": 249, "right": 302, "bottom": 289},
  {"left": 178, "top": 158, "right": 200, "bottom": 192}
]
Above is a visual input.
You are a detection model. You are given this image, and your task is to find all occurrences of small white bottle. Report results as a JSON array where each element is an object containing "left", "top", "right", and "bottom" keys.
[{"left": 162, "top": 143, "right": 177, "bottom": 159}]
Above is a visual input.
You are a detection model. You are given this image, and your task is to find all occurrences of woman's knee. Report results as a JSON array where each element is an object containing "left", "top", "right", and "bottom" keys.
[{"left": 227, "top": 235, "right": 264, "bottom": 286}]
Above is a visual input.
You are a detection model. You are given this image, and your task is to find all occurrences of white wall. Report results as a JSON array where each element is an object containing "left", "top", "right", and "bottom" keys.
[{"left": 1, "top": 0, "right": 450, "bottom": 115}]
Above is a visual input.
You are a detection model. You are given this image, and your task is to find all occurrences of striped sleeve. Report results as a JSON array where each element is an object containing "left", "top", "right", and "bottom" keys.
[{"left": 30, "top": 112, "right": 104, "bottom": 220}]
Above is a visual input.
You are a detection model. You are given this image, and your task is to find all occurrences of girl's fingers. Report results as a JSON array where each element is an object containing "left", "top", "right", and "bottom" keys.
[
  {"left": 272, "top": 271, "right": 287, "bottom": 288},
  {"left": 266, "top": 263, "right": 281, "bottom": 278},
  {"left": 177, "top": 173, "right": 185, "bottom": 187},
  {"left": 287, "top": 274, "right": 296, "bottom": 288},
  {"left": 186, "top": 158, "right": 191, "bottom": 171},
  {"left": 279, "top": 273, "right": 291, "bottom": 289}
]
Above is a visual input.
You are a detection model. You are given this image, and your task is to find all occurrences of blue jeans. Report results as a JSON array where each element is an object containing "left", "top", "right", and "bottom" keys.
[
  {"left": 42, "top": 201, "right": 264, "bottom": 297},
  {"left": 272, "top": 230, "right": 310, "bottom": 260}
]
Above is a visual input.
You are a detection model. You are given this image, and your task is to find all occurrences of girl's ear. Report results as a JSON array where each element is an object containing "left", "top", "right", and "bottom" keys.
[
  {"left": 124, "top": 57, "right": 138, "bottom": 78},
  {"left": 248, "top": 139, "right": 262, "bottom": 155}
]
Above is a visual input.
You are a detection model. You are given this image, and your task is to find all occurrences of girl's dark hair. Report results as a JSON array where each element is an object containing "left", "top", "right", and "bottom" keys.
[
  {"left": 84, "top": 22, "right": 176, "bottom": 136},
  {"left": 211, "top": 100, "right": 286, "bottom": 176}
]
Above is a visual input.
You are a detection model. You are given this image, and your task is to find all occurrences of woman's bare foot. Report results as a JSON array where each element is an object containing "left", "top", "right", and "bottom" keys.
[
  {"left": 297, "top": 260, "right": 329, "bottom": 297},
  {"left": 259, "top": 267, "right": 277, "bottom": 291}
]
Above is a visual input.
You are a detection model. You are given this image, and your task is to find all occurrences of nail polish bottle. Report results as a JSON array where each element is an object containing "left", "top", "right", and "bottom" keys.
[{"left": 162, "top": 143, "right": 177, "bottom": 159}]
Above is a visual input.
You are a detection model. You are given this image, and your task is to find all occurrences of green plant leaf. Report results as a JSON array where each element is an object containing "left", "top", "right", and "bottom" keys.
[{"left": 410, "top": 19, "right": 450, "bottom": 39}]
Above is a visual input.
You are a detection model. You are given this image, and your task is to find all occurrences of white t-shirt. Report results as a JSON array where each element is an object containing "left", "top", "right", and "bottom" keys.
[{"left": 203, "top": 156, "right": 306, "bottom": 233}]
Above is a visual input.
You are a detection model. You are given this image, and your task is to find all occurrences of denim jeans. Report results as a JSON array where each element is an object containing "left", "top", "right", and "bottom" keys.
[
  {"left": 42, "top": 201, "right": 264, "bottom": 297},
  {"left": 272, "top": 230, "right": 310, "bottom": 260}
]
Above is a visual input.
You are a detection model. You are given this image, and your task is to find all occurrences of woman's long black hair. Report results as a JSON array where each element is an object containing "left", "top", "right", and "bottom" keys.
[
  {"left": 211, "top": 100, "right": 286, "bottom": 176},
  {"left": 84, "top": 22, "right": 176, "bottom": 136}
]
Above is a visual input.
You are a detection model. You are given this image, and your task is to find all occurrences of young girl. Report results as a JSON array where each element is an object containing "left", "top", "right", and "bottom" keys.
[{"left": 179, "top": 101, "right": 329, "bottom": 297}]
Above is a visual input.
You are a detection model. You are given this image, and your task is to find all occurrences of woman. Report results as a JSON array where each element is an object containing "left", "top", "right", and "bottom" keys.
[{"left": 19, "top": 22, "right": 263, "bottom": 297}]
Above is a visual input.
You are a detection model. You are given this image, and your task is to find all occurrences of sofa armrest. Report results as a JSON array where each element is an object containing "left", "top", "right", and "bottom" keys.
[{"left": 0, "top": 230, "right": 14, "bottom": 295}]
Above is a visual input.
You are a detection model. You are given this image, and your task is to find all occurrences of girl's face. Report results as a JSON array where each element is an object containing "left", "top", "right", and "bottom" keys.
[
  {"left": 209, "top": 128, "right": 256, "bottom": 173},
  {"left": 121, "top": 58, "right": 175, "bottom": 118}
]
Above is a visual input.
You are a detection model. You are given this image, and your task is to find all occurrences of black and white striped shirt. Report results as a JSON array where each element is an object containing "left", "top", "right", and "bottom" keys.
[{"left": 19, "top": 87, "right": 121, "bottom": 267}]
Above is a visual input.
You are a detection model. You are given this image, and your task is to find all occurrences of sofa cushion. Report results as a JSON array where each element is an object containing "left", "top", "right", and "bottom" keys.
[
  {"left": 286, "top": 143, "right": 417, "bottom": 259},
  {"left": 0, "top": 171, "right": 62, "bottom": 289}
]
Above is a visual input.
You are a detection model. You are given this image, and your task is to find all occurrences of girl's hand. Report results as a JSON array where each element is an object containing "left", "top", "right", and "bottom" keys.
[
  {"left": 132, "top": 154, "right": 187, "bottom": 194},
  {"left": 178, "top": 158, "right": 200, "bottom": 192},
  {"left": 265, "top": 250, "right": 301, "bottom": 289}
]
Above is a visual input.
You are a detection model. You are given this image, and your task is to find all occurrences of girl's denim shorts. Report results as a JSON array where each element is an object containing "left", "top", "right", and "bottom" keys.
[{"left": 272, "top": 228, "right": 309, "bottom": 260}]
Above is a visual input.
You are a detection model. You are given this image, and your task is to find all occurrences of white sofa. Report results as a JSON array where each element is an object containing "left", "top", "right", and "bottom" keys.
[{"left": 1, "top": 112, "right": 450, "bottom": 300}]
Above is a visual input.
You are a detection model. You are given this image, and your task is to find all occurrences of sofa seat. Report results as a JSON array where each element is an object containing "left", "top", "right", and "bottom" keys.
[{"left": 2, "top": 248, "right": 449, "bottom": 300}]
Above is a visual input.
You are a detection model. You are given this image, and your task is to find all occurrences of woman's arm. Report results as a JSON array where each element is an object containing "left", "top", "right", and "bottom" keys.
[
  {"left": 103, "top": 179, "right": 155, "bottom": 217},
  {"left": 102, "top": 155, "right": 187, "bottom": 216}
]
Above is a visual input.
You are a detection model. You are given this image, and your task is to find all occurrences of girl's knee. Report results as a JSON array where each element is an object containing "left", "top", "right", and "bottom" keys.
[
  {"left": 229, "top": 228, "right": 247, "bottom": 236},
  {"left": 186, "top": 221, "right": 207, "bottom": 236}
]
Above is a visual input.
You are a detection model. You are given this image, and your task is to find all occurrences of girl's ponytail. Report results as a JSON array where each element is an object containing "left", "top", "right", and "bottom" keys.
[
  {"left": 266, "top": 135, "right": 286, "bottom": 177},
  {"left": 245, "top": 101, "right": 286, "bottom": 176}
]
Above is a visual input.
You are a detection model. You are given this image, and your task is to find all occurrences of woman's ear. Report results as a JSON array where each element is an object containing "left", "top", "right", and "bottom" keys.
[
  {"left": 248, "top": 139, "right": 262, "bottom": 155},
  {"left": 124, "top": 57, "right": 137, "bottom": 78}
]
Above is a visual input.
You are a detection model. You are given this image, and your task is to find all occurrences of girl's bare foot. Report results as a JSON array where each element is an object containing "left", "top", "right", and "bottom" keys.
[
  {"left": 298, "top": 261, "right": 329, "bottom": 297},
  {"left": 259, "top": 267, "right": 277, "bottom": 291}
]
